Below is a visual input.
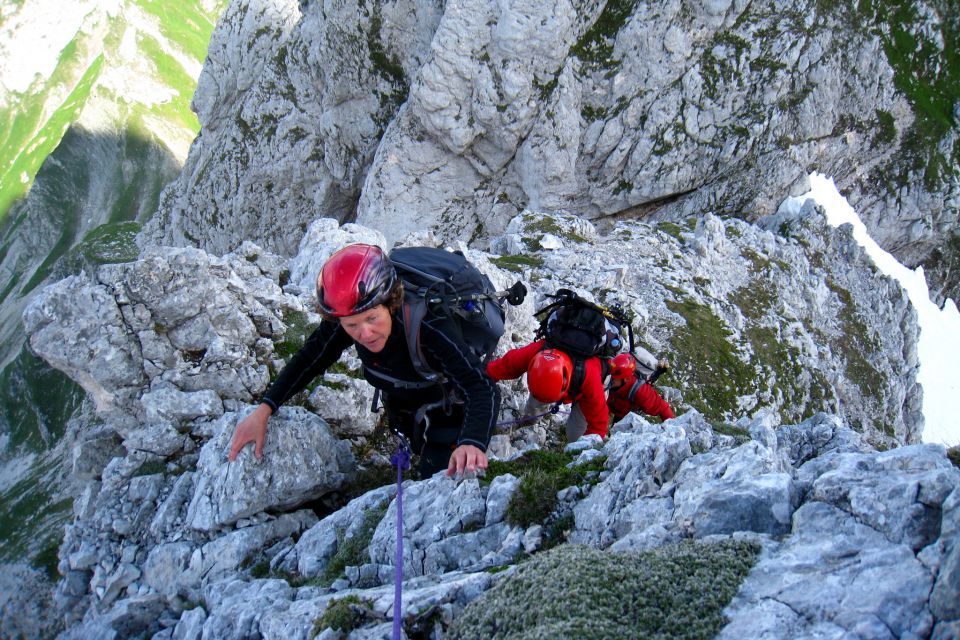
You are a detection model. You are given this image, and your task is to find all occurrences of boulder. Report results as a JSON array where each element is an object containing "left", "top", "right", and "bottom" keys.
[{"left": 185, "top": 408, "right": 354, "bottom": 530}]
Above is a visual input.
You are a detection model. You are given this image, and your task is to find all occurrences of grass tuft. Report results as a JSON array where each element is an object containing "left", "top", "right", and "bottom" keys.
[
  {"left": 484, "top": 450, "right": 606, "bottom": 528},
  {"left": 312, "top": 595, "right": 374, "bottom": 636},
  {"left": 320, "top": 503, "right": 388, "bottom": 586}
]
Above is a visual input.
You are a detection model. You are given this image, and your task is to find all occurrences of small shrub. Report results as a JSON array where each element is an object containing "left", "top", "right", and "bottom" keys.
[
  {"left": 447, "top": 539, "right": 760, "bottom": 640},
  {"left": 506, "top": 469, "right": 564, "bottom": 527},
  {"left": 249, "top": 558, "right": 271, "bottom": 579},
  {"left": 484, "top": 450, "right": 607, "bottom": 528},
  {"left": 710, "top": 422, "right": 751, "bottom": 443},
  {"left": 948, "top": 446, "right": 960, "bottom": 469},
  {"left": 541, "top": 512, "right": 575, "bottom": 551},
  {"left": 312, "top": 595, "right": 373, "bottom": 636}
]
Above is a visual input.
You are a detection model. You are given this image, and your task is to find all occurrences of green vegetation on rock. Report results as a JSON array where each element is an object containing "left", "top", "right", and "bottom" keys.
[
  {"left": 864, "top": 0, "right": 959, "bottom": 190},
  {"left": 664, "top": 296, "right": 754, "bottom": 419},
  {"left": 948, "top": 446, "right": 960, "bottom": 468},
  {"left": 78, "top": 221, "right": 142, "bottom": 264},
  {"left": 447, "top": 539, "right": 760, "bottom": 640},
  {"left": 274, "top": 310, "right": 320, "bottom": 359},
  {"left": 825, "top": 279, "right": 886, "bottom": 405},
  {"left": 320, "top": 503, "right": 388, "bottom": 586},
  {"left": 490, "top": 254, "right": 545, "bottom": 273},
  {"left": 571, "top": 0, "right": 638, "bottom": 74},
  {"left": 313, "top": 595, "right": 375, "bottom": 637},
  {"left": 484, "top": 449, "right": 606, "bottom": 528}
]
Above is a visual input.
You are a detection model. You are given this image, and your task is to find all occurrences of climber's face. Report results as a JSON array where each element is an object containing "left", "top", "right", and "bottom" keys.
[{"left": 340, "top": 304, "right": 392, "bottom": 353}]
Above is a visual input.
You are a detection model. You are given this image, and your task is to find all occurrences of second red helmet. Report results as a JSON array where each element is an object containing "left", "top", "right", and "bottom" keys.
[
  {"left": 527, "top": 348, "right": 574, "bottom": 403},
  {"left": 610, "top": 353, "right": 637, "bottom": 380},
  {"left": 316, "top": 244, "right": 396, "bottom": 317}
]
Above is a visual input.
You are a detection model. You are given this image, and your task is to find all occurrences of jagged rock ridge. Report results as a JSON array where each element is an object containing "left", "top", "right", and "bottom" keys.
[
  {"left": 141, "top": 0, "right": 959, "bottom": 300},
  {"left": 12, "top": 205, "right": 954, "bottom": 638}
]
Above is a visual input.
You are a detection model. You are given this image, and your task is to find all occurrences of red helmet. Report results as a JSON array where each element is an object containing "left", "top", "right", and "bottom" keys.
[
  {"left": 316, "top": 244, "right": 396, "bottom": 317},
  {"left": 610, "top": 353, "right": 636, "bottom": 380},
  {"left": 527, "top": 348, "right": 574, "bottom": 403}
]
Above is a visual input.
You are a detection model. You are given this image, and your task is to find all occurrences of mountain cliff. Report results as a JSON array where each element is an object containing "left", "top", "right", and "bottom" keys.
[
  {"left": 139, "top": 0, "right": 959, "bottom": 303},
  {"left": 3, "top": 0, "right": 959, "bottom": 637},
  {"left": 11, "top": 207, "right": 956, "bottom": 638},
  {"left": 0, "top": 0, "right": 227, "bottom": 579}
]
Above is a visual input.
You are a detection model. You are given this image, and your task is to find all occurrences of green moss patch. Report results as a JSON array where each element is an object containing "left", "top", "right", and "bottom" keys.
[
  {"left": 274, "top": 310, "right": 320, "bottom": 359},
  {"left": 665, "top": 297, "right": 754, "bottom": 419},
  {"left": 865, "top": 0, "right": 958, "bottom": 190},
  {"left": 78, "top": 221, "right": 142, "bottom": 264},
  {"left": 447, "top": 539, "right": 760, "bottom": 640},
  {"left": 657, "top": 221, "right": 687, "bottom": 241},
  {"left": 512, "top": 213, "right": 595, "bottom": 252},
  {"left": 490, "top": 254, "right": 545, "bottom": 273},
  {"left": 825, "top": 279, "right": 885, "bottom": 404},
  {"left": 571, "top": 0, "right": 638, "bottom": 74}
]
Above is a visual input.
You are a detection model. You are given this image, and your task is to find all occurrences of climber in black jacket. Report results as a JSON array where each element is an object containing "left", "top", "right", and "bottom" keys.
[{"left": 228, "top": 243, "right": 499, "bottom": 477}]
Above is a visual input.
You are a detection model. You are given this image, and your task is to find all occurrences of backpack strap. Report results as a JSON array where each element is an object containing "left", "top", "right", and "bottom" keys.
[
  {"left": 599, "top": 357, "right": 611, "bottom": 382},
  {"left": 364, "top": 366, "right": 437, "bottom": 390},
  {"left": 569, "top": 357, "right": 587, "bottom": 399},
  {"left": 401, "top": 296, "right": 445, "bottom": 384},
  {"left": 626, "top": 377, "right": 645, "bottom": 404}
]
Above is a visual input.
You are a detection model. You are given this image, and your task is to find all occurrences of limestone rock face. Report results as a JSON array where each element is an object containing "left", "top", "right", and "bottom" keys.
[
  {"left": 186, "top": 408, "right": 355, "bottom": 531},
  {"left": 139, "top": 0, "right": 957, "bottom": 300},
  {"left": 20, "top": 209, "right": 941, "bottom": 638},
  {"left": 23, "top": 242, "right": 300, "bottom": 429},
  {"left": 139, "top": 0, "right": 443, "bottom": 257}
]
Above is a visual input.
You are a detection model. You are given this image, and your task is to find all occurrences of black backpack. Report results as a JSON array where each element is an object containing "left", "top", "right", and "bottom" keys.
[
  {"left": 390, "top": 247, "right": 526, "bottom": 385},
  {"left": 534, "top": 289, "right": 633, "bottom": 397}
]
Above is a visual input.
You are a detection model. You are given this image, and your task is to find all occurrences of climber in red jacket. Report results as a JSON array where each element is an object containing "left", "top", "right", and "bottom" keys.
[
  {"left": 486, "top": 339, "right": 611, "bottom": 440},
  {"left": 606, "top": 353, "right": 674, "bottom": 422}
]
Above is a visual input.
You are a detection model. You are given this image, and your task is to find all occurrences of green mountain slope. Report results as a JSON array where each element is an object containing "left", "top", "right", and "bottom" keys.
[{"left": 0, "top": 0, "right": 222, "bottom": 223}]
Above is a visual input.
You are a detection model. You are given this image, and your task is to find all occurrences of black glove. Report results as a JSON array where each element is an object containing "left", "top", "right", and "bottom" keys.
[{"left": 506, "top": 281, "right": 527, "bottom": 306}]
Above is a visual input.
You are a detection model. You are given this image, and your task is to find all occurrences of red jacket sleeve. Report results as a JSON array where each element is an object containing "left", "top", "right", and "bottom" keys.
[
  {"left": 572, "top": 358, "right": 610, "bottom": 438},
  {"left": 609, "top": 381, "right": 674, "bottom": 421},
  {"left": 486, "top": 340, "right": 546, "bottom": 381}
]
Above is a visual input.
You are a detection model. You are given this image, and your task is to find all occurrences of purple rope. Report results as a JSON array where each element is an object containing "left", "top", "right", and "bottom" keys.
[{"left": 390, "top": 435, "right": 411, "bottom": 640}]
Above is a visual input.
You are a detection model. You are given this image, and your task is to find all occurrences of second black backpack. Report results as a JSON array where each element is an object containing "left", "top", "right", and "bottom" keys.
[{"left": 534, "top": 288, "right": 631, "bottom": 359}]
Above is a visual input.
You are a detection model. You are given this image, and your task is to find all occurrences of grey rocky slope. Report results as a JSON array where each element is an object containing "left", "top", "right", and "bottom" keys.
[
  {"left": 139, "top": 0, "right": 959, "bottom": 302},
  {"left": 17, "top": 203, "right": 951, "bottom": 638}
]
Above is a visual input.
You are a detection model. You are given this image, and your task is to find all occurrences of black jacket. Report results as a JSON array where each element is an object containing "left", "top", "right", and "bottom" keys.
[{"left": 261, "top": 309, "right": 499, "bottom": 451}]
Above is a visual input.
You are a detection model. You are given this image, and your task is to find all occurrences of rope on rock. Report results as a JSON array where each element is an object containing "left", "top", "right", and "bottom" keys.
[{"left": 389, "top": 432, "right": 411, "bottom": 640}]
